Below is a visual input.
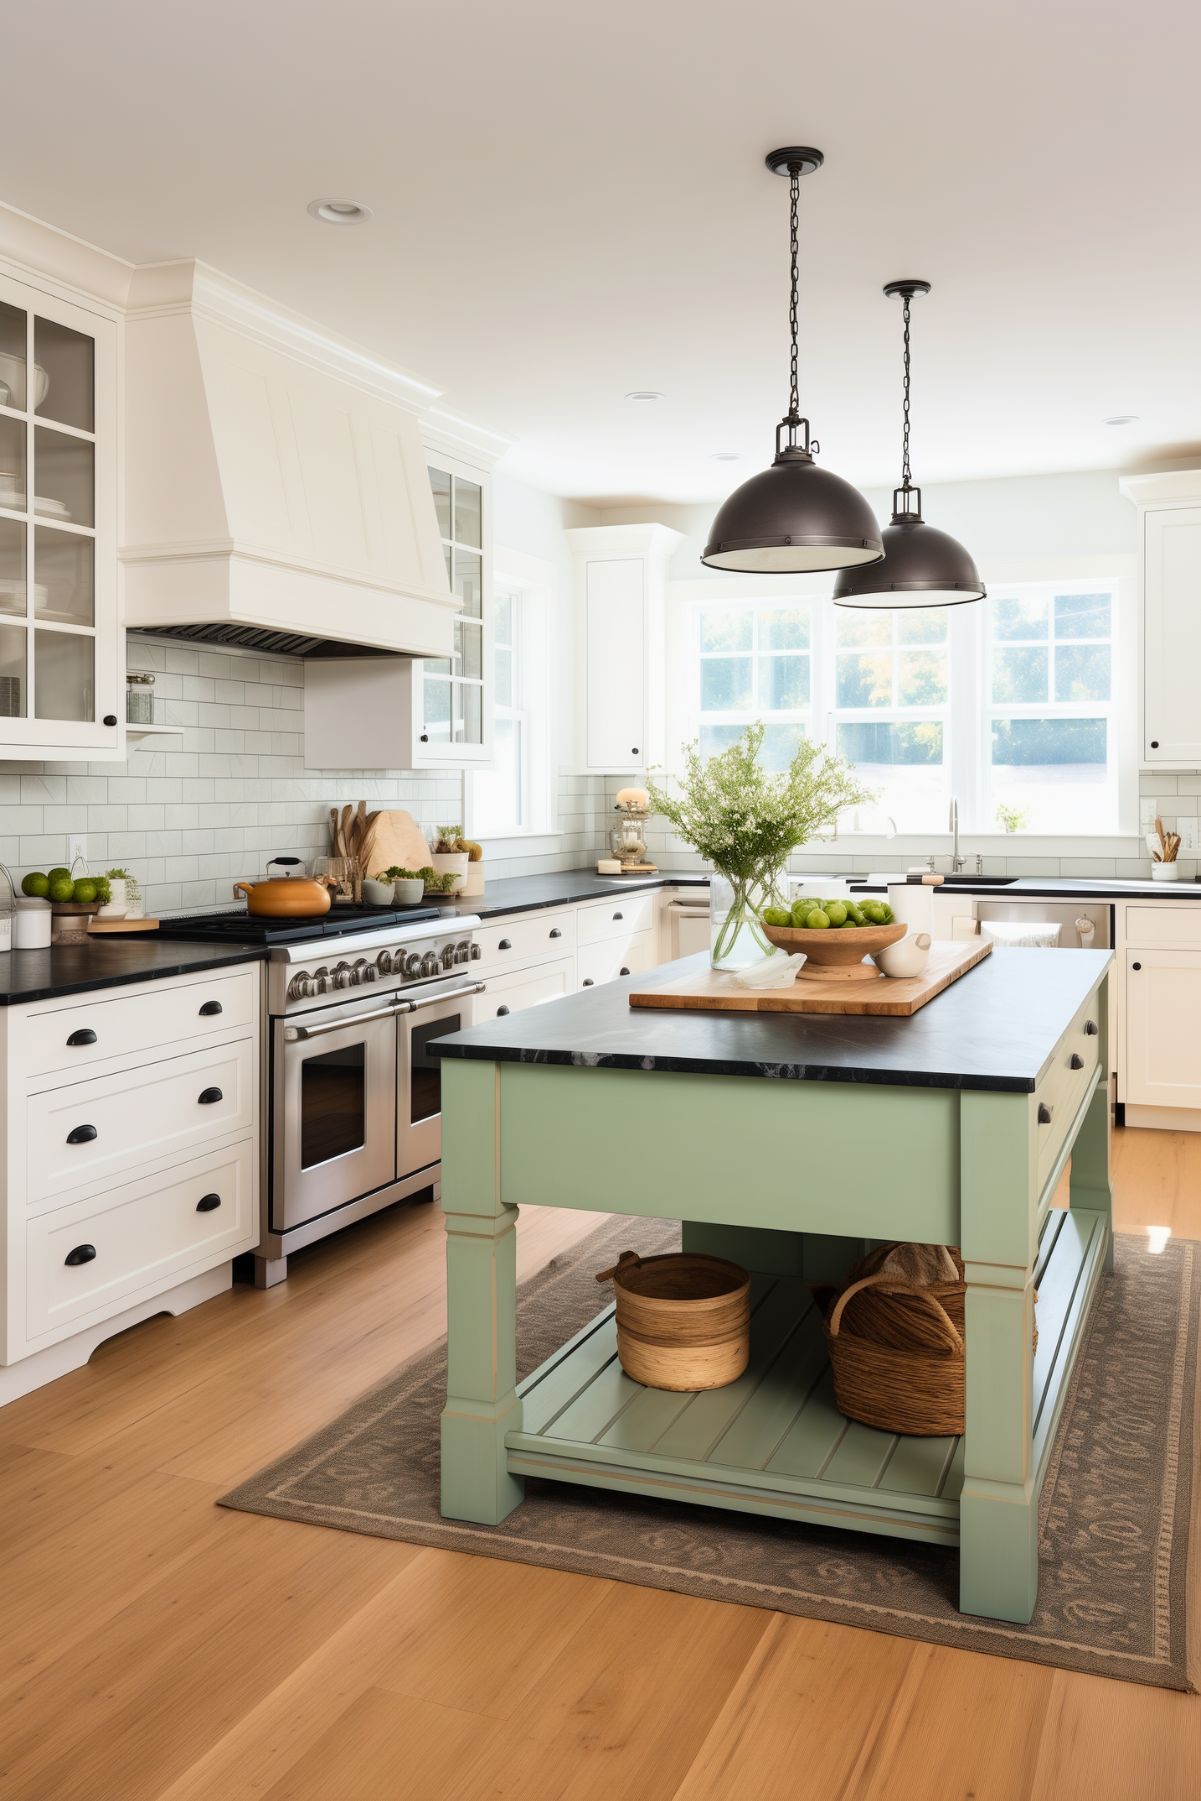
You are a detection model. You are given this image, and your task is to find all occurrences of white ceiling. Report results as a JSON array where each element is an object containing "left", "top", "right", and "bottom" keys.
[{"left": 5, "top": 0, "right": 1200, "bottom": 504}]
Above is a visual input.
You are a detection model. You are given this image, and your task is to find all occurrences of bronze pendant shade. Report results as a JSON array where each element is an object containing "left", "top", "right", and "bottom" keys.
[
  {"left": 833, "top": 281, "right": 985, "bottom": 609},
  {"left": 702, "top": 149, "right": 883, "bottom": 576}
]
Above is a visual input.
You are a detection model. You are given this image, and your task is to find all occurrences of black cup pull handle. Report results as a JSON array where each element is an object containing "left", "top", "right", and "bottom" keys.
[
  {"left": 582, "top": 978, "right": 594, "bottom": 986},
  {"left": 1070, "top": 1052, "right": 1084, "bottom": 1070},
  {"left": 199, "top": 1000, "right": 223, "bottom": 1017},
  {"left": 613, "top": 911, "right": 623, "bottom": 921},
  {"left": 66, "top": 1028, "right": 97, "bottom": 1046},
  {"left": 1038, "top": 1102, "right": 1053, "bottom": 1125},
  {"left": 498, "top": 938, "right": 512, "bottom": 951},
  {"left": 1084, "top": 1018, "right": 1099, "bottom": 1034},
  {"left": 496, "top": 1004, "right": 510, "bottom": 1016},
  {"left": 198, "top": 1086, "right": 223, "bottom": 1105},
  {"left": 66, "top": 1123, "right": 97, "bottom": 1145},
  {"left": 195, "top": 1193, "right": 221, "bottom": 1213},
  {"left": 65, "top": 1243, "right": 97, "bottom": 1266},
  {"left": 549, "top": 928, "right": 562, "bottom": 939},
  {"left": 620, "top": 966, "right": 630, "bottom": 977}
]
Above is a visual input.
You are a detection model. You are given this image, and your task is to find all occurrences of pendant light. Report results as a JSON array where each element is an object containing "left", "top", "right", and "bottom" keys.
[
  {"left": 833, "top": 281, "right": 985, "bottom": 608},
  {"left": 702, "top": 149, "right": 883, "bottom": 574}
]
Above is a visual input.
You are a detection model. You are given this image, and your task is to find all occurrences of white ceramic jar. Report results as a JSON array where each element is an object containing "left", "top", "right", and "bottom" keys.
[{"left": 13, "top": 897, "right": 52, "bottom": 948}]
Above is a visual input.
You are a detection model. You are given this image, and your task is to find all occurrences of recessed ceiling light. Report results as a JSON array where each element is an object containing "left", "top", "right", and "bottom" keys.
[
  {"left": 625, "top": 390, "right": 664, "bottom": 404},
  {"left": 711, "top": 451, "right": 743, "bottom": 462},
  {"left": 1104, "top": 414, "right": 1139, "bottom": 426},
  {"left": 307, "top": 198, "right": 373, "bottom": 225}
]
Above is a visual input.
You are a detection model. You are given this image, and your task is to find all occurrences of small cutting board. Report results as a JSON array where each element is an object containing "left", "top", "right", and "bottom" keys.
[
  {"left": 629, "top": 937, "right": 991, "bottom": 1018},
  {"left": 357, "top": 809, "right": 430, "bottom": 879}
]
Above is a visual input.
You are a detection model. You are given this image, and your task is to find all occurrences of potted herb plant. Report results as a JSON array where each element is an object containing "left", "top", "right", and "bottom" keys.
[
  {"left": 430, "top": 826, "right": 470, "bottom": 894},
  {"left": 647, "top": 723, "right": 871, "bottom": 968}
]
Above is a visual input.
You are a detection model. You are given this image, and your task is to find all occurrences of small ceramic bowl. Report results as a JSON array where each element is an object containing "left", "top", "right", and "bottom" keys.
[
  {"left": 394, "top": 877, "right": 425, "bottom": 906},
  {"left": 874, "top": 931, "right": 932, "bottom": 979},
  {"left": 362, "top": 878, "right": 395, "bottom": 906}
]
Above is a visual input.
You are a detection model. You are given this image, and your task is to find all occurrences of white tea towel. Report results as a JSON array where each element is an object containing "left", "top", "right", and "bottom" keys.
[
  {"left": 980, "top": 919, "right": 1061, "bottom": 948},
  {"left": 730, "top": 950, "right": 806, "bottom": 988}
]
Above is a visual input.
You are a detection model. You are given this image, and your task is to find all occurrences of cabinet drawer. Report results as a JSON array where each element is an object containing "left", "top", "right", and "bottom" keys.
[
  {"left": 27, "top": 1037, "right": 255, "bottom": 1205},
  {"left": 1034, "top": 992, "right": 1103, "bottom": 1189},
  {"left": 22, "top": 964, "right": 260, "bottom": 1079},
  {"left": 473, "top": 910, "right": 577, "bottom": 975},
  {"left": 577, "top": 891, "right": 658, "bottom": 946},
  {"left": 26, "top": 1140, "right": 255, "bottom": 1340},
  {"left": 479, "top": 957, "right": 577, "bottom": 1020},
  {"left": 1123, "top": 906, "right": 1201, "bottom": 951},
  {"left": 578, "top": 928, "right": 658, "bottom": 989}
]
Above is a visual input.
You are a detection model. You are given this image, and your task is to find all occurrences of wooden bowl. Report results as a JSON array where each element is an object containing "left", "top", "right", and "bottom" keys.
[{"left": 762, "top": 919, "right": 907, "bottom": 981}]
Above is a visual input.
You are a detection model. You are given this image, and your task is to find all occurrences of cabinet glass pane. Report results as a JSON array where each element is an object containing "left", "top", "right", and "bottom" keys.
[
  {"left": 453, "top": 477, "right": 482, "bottom": 549},
  {"left": 454, "top": 548, "right": 482, "bottom": 618},
  {"left": 0, "top": 413, "right": 26, "bottom": 511},
  {"left": 0, "top": 619, "right": 26, "bottom": 716},
  {"left": 34, "top": 627, "right": 94, "bottom": 721},
  {"left": 33, "top": 426, "right": 93, "bottom": 527},
  {"left": 453, "top": 682, "right": 482, "bottom": 744},
  {"left": 34, "top": 524, "right": 93, "bottom": 626},
  {"left": 430, "top": 467, "right": 452, "bottom": 538},
  {"left": 454, "top": 616, "right": 482, "bottom": 679},
  {"left": 33, "top": 317, "right": 94, "bottom": 432},
  {"left": 423, "top": 676, "right": 451, "bottom": 743},
  {"left": 0, "top": 516, "right": 25, "bottom": 615},
  {"left": 0, "top": 301, "right": 26, "bottom": 411}
]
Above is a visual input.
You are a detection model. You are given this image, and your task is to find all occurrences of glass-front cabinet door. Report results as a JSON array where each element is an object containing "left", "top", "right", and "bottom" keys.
[
  {"left": 0, "top": 272, "right": 120, "bottom": 757},
  {"left": 418, "top": 453, "right": 491, "bottom": 765}
]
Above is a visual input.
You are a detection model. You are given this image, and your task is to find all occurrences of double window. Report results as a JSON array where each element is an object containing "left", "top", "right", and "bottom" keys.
[{"left": 685, "top": 578, "right": 1121, "bottom": 834}]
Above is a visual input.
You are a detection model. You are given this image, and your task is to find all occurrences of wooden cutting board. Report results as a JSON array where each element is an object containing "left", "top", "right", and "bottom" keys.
[
  {"left": 357, "top": 809, "right": 430, "bottom": 879},
  {"left": 629, "top": 938, "right": 991, "bottom": 1018}
]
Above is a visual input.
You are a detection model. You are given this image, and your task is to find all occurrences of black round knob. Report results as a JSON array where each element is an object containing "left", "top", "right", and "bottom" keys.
[
  {"left": 631, "top": 748, "right": 639, "bottom": 755},
  {"left": 582, "top": 978, "right": 594, "bottom": 986},
  {"left": 496, "top": 1004, "right": 510, "bottom": 1016},
  {"left": 195, "top": 1193, "right": 222, "bottom": 1213},
  {"left": 65, "top": 1243, "right": 96, "bottom": 1266},
  {"left": 66, "top": 1028, "right": 97, "bottom": 1047},
  {"left": 103, "top": 714, "right": 117, "bottom": 727},
  {"left": 420, "top": 733, "right": 429, "bottom": 742},
  {"left": 1132, "top": 961, "right": 1141, "bottom": 971},
  {"left": 1150, "top": 740, "right": 1159, "bottom": 749}
]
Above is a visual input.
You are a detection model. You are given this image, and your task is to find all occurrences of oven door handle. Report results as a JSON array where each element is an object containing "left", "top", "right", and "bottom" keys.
[
  {"left": 282, "top": 1001, "right": 405, "bottom": 1041},
  {"left": 395, "top": 982, "right": 486, "bottom": 1015}
]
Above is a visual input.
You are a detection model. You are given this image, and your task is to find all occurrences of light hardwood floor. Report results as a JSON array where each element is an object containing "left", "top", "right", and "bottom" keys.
[{"left": 0, "top": 1127, "right": 1197, "bottom": 1800}]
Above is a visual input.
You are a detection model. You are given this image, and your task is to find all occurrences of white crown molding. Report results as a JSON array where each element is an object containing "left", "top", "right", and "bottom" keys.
[
  {"left": 422, "top": 408, "right": 514, "bottom": 470},
  {"left": 1120, "top": 470, "right": 1201, "bottom": 509},
  {"left": 566, "top": 522, "right": 685, "bottom": 563},
  {"left": 0, "top": 200, "right": 132, "bottom": 314}
]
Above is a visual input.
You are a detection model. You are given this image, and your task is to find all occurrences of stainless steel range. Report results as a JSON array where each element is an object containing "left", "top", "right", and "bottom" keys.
[{"left": 157, "top": 906, "right": 483, "bottom": 1284}]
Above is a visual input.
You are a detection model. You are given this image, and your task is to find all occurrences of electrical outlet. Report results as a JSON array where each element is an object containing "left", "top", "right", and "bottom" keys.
[
  {"left": 1178, "top": 817, "right": 1199, "bottom": 854},
  {"left": 1140, "top": 799, "right": 1158, "bottom": 833},
  {"left": 67, "top": 834, "right": 88, "bottom": 869}
]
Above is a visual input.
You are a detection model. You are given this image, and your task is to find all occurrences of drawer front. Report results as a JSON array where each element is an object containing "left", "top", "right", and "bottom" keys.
[
  {"left": 578, "top": 928, "right": 658, "bottom": 989},
  {"left": 577, "top": 890, "right": 658, "bottom": 946},
  {"left": 28, "top": 1037, "right": 255, "bottom": 1204},
  {"left": 1124, "top": 905, "right": 1201, "bottom": 951},
  {"left": 26, "top": 1141, "right": 255, "bottom": 1340},
  {"left": 474, "top": 909, "right": 577, "bottom": 975},
  {"left": 23, "top": 965, "right": 260, "bottom": 1078},
  {"left": 1034, "top": 991, "right": 1103, "bottom": 1188},
  {"left": 479, "top": 957, "right": 577, "bottom": 1021}
]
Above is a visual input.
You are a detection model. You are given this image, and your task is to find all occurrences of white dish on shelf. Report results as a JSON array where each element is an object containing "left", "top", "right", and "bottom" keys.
[
  {"left": 0, "top": 353, "right": 48, "bottom": 409},
  {"left": 32, "top": 496, "right": 70, "bottom": 519}
]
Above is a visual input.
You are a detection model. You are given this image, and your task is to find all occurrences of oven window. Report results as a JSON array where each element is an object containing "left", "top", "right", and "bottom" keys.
[
  {"left": 410, "top": 1012, "right": 463, "bottom": 1127},
  {"left": 300, "top": 1044, "right": 366, "bottom": 1168}
]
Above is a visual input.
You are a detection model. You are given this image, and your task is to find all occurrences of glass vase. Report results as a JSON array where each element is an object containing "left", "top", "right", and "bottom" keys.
[{"left": 709, "top": 869, "right": 785, "bottom": 970}]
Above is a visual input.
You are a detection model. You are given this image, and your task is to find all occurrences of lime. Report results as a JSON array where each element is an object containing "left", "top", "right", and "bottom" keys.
[
  {"left": 804, "top": 908, "right": 831, "bottom": 930},
  {"left": 826, "top": 901, "right": 848, "bottom": 927},
  {"left": 846, "top": 902, "right": 866, "bottom": 925},
  {"left": 879, "top": 903, "right": 895, "bottom": 924},
  {"left": 861, "top": 901, "right": 886, "bottom": 924},
  {"left": 72, "top": 879, "right": 98, "bottom": 905},
  {"left": 790, "top": 899, "right": 811, "bottom": 927},
  {"left": 20, "top": 871, "right": 49, "bottom": 897},
  {"left": 762, "top": 905, "right": 792, "bottom": 927},
  {"left": 48, "top": 876, "right": 75, "bottom": 903},
  {"left": 47, "top": 867, "right": 71, "bottom": 885}
]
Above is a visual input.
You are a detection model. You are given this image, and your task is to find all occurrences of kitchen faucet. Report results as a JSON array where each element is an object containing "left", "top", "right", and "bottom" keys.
[{"left": 949, "top": 797, "right": 966, "bottom": 873}]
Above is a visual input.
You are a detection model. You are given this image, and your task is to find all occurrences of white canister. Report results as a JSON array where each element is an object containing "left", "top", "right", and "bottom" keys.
[
  {"left": 1151, "top": 862, "right": 1180, "bottom": 882},
  {"left": 887, "top": 880, "right": 935, "bottom": 937},
  {"left": 13, "top": 897, "right": 52, "bottom": 948}
]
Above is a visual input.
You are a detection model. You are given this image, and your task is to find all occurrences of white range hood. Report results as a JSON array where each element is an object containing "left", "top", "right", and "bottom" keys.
[{"left": 120, "top": 262, "right": 461, "bottom": 657}]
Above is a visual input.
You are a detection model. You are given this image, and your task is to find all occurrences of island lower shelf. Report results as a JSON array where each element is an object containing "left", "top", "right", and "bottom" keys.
[{"left": 506, "top": 1205, "right": 1108, "bottom": 1547}]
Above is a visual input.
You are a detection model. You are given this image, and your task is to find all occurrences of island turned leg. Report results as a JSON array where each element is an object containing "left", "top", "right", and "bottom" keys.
[
  {"left": 439, "top": 1060, "right": 525, "bottom": 1525},
  {"left": 958, "top": 1091, "right": 1039, "bottom": 1623}
]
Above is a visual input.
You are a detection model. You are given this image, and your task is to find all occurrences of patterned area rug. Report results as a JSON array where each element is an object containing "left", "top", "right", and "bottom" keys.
[{"left": 222, "top": 1219, "right": 1198, "bottom": 1690}]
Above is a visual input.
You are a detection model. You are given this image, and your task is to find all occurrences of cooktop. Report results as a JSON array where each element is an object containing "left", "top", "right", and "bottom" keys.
[{"left": 154, "top": 903, "right": 446, "bottom": 946}]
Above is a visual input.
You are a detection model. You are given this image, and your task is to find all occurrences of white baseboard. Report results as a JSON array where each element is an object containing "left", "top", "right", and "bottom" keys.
[{"left": 1124, "top": 1104, "right": 1201, "bottom": 1134}]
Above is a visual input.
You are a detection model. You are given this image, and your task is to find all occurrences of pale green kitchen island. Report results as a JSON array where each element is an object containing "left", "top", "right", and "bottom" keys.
[{"left": 435, "top": 946, "right": 1113, "bottom": 1624}]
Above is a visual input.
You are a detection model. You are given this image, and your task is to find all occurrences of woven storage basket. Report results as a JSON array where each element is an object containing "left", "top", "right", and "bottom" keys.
[
  {"left": 596, "top": 1250, "right": 751, "bottom": 1392},
  {"left": 821, "top": 1244, "right": 1037, "bottom": 1438}
]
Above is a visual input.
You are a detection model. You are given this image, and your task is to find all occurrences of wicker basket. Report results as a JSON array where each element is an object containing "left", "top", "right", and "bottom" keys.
[
  {"left": 596, "top": 1250, "right": 751, "bottom": 1392},
  {"left": 821, "top": 1244, "right": 1035, "bottom": 1438}
]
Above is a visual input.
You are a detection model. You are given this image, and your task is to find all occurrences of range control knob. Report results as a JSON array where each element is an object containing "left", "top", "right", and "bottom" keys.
[
  {"left": 375, "top": 949, "right": 396, "bottom": 975},
  {"left": 440, "top": 943, "right": 457, "bottom": 970},
  {"left": 333, "top": 961, "right": 353, "bottom": 990},
  {"left": 403, "top": 951, "right": 425, "bottom": 979},
  {"left": 312, "top": 966, "right": 331, "bottom": 994},
  {"left": 354, "top": 959, "right": 375, "bottom": 984},
  {"left": 420, "top": 951, "right": 441, "bottom": 978},
  {"left": 468, "top": 941, "right": 482, "bottom": 961},
  {"left": 453, "top": 939, "right": 471, "bottom": 965},
  {"left": 287, "top": 972, "right": 312, "bottom": 1001}
]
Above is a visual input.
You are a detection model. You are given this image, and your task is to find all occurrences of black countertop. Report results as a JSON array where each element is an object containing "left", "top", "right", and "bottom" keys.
[
  {"left": 452, "top": 871, "right": 707, "bottom": 920},
  {"left": 436, "top": 946, "right": 1113, "bottom": 1093},
  {"left": 0, "top": 940, "right": 267, "bottom": 1006}
]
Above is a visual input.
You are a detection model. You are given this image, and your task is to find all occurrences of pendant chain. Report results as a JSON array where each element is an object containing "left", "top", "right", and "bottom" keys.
[
  {"left": 901, "top": 293, "right": 913, "bottom": 490},
  {"left": 787, "top": 171, "right": 800, "bottom": 423}
]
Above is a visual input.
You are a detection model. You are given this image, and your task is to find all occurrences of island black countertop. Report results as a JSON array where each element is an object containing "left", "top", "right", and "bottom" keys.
[
  {"left": 435, "top": 946, "right": 1113, "bottom": 1093},
  {"left": 450, "top": 870, "right": 707, "bottom": 921},
  {"left": 0, "top": 939, "right": 267, "bottom": 1006}
]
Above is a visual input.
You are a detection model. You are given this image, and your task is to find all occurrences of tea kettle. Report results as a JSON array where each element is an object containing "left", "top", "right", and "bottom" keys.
[{"left": 233, "top": 856, "right": 335, "bottom": 918}]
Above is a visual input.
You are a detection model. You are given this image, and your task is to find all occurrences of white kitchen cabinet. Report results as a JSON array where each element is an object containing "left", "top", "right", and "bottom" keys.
[
  {"left": 568, "top": 523, "right": 682, "bottom": 773},
  {"left": 478, "top": 957, "right": 577, "bottom": 1020},
  {"left": 1124, "top": 947, "right": 1201, "bottom": 1110},
  {"left": 0, "top": 269, "right": 122, "bottom": 760},
  {"left": 577, "top": 928, "right": 657, "bottom": 988},
  {"left": 1121, "top": 472, "right": 1201, "bottom": 766}
]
